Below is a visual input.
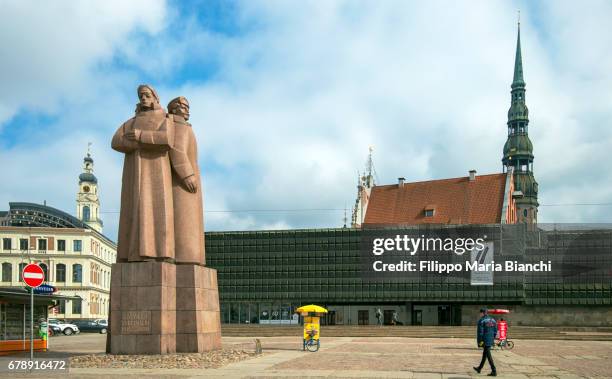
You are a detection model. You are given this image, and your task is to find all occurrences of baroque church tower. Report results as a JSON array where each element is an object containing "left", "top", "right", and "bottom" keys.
[
  {"left": 502, "top": 21, "right": 539, "bottom": 223},
  {"left": 76, "top": 144, "right": 103, "bottom": 232}
]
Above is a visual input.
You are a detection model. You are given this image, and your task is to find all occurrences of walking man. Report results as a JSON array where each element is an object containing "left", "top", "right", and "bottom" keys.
[
  {"left": 375, "top": 308, "right": 382, "bottom": 326},
  {"left": 474, "top": 308, "right": 497, "bottom": 376},
  {"left": 391, "top": 310, "right": 400, "bottom": 326}
]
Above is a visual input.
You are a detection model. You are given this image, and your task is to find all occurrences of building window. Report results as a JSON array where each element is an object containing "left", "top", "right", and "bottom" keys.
[
  {"left": 523, "top": 209, "right": 528, "bottom": 217},
  {"left": 39, "top": 263, "right": 48, "bottom": 282},
  {"left": 38, "top": 238, "right": 47, "bottom": 251},
  {"left": 73, "top": 240, "right": 82, "bottom": 252},
  {"left": 18, "top": 263, "right": 27, "bottom": 282},
  {"left": 2, "top": 238, "right": 11, "bottom": 250},
  {"left": 72, "top": 264, "right": 82, "bottom": 283},
  {"left": 1, "top": 263, "right": 11, "bottom": 282},
  {"left": 424, "top": 209, "right": 434, "bottom": 217},
  {"left": 56, "top": 263, "right": 66, "bottom": 282},
  {"left": 57, "top": 240, "right": 66, "bottom": 251},
  {"left": 83, "top": 206, "right": 90, "bottom": 221},
  {"left": 58, "top": 300, "right": 66, "bottom": 314},
  {"left": 72, "top": 298, "right": 82, "bottom": 314}
]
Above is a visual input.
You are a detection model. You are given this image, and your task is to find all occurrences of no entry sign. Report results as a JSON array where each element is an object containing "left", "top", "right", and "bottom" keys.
[{"left": 22, "top": 264, "right": 44, "bottom": 288}]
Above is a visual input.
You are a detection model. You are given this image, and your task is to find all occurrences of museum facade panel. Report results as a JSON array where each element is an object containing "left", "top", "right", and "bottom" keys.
[{"left": 205, "top": 225, "right": 612, "bottom": 326}]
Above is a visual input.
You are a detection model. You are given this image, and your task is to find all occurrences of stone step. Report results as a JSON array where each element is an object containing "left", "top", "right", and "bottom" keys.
[{"left": 220, "top": 325, "right": 612, "bottom": 341}]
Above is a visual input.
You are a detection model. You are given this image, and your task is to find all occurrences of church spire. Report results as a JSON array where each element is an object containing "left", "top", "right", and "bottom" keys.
[
  {"left": 502, "top": 15, "right": 539, "bottom": 224},
  {"left": 351, "top": 147, "right": 377, "bottom": 228},
  {"left": 512, "top": 16, "right": 525, "bottom": 88}
]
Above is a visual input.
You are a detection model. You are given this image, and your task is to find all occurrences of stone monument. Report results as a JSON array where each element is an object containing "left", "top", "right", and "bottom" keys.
[{"left": 107, "top": 85, "right": 221, "bottom": 354}]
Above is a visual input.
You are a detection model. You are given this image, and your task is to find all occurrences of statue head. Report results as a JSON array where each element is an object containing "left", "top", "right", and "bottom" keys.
[
  {"left": 136, "top": 84, "right": 161, "bottom": 113},
  {"left": 167, "top": 96, "right": 190, "bottom": 121}
]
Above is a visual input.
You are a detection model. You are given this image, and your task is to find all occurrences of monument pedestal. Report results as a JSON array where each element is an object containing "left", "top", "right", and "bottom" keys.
[{"left": 107, "top": 261, "right": 221, "bottom": 354}]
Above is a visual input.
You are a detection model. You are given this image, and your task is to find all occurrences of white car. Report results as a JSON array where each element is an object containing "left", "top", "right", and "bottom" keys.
[{"left": 47, "top": 318, "right": 80, "bottom": 335}]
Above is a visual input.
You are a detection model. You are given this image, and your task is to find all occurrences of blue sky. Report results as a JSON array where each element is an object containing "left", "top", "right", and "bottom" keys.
[{"left": 1, "top": 0, "right": 612, "bottom": 241}]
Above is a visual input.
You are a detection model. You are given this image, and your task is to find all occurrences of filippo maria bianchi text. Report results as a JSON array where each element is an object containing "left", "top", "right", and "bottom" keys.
[{"left": 372, "top": 260, "right": 553, "bottom": 273}]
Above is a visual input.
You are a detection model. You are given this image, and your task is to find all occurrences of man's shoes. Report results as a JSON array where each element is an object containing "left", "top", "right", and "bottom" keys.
[
  {"left": 473, "top": 367, "right": 481, "bottom": 373},
  {"left": 487, "top": 372, "right": 497, "bottom": 377}
]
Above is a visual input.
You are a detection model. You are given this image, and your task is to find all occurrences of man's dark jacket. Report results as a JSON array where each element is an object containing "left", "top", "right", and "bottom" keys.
[{"left": 477, "top": 315, "right": 498, "bottom": 347}]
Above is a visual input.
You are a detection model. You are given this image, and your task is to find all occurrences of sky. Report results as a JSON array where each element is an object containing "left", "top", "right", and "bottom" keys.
[{"left": 1, "top": 0, "right": 612, "bottom": 241}]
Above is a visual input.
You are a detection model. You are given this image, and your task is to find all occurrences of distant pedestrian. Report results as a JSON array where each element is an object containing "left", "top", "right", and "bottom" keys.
[
  {"left": 375, "top": 308, "right": 382, "bottom": 326},
  {"left": 473, "top": 308, "right": 497, "bottom": 376},
  {"left": 391, "top": 311, "right": 399, "bottom": 326}
]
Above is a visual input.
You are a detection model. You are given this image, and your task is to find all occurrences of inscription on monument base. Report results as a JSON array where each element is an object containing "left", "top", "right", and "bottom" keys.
[{"left": 121, "top": 311, "right": 151, "bottom": 334}]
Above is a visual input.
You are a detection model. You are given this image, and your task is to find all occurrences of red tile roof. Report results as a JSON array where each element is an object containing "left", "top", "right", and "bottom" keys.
[{"left": 363, "top": 173, "right": 508, "bottom": 225}]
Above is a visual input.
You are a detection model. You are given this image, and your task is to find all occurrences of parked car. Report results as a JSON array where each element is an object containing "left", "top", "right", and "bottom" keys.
[
  {"left": 94, "top": 319, "right": 108, "bottom": 327},
  {"left": 72, "top": 319, "right": 108, "bottom": 334},
  {"left": 47, "top": 318, "right": 80, "bottom": 335}
]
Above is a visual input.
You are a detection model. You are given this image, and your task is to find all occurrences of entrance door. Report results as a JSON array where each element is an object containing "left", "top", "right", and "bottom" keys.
[
  {"left": 438, "top": 305, "right": 451, "bottom": 325},
  {"left": 411, "top": 310, "right": 422, "bottom": 325},
  {"left": 325, "top": 311, "right": 336, "bottom": 326},
  {"left": 358, "top": 310, "right": 369, "bottom": 325},
  {"left": 452, "top": 305, "right": 462, "bottom": 326},
  {"left": 383, "top": 310, "right": 394, "bottom": 325}
]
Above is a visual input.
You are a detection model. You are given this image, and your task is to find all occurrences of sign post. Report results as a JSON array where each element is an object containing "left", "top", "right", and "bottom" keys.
[{"left": 22, "top": 264, "right": 45, "bottom": 361}]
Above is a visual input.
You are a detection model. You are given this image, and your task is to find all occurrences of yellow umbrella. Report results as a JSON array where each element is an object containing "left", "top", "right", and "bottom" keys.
[{"left": 296, "top": 304, "right": 328, "bottom": 314}]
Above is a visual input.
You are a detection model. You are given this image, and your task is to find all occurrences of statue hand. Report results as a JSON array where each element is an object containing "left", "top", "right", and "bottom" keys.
[
  {"left": 183, "top": 175, "right": 198, "bottom": 193},
  {"left": 125, "top": 129, "right": 142, "bottom": 141}
]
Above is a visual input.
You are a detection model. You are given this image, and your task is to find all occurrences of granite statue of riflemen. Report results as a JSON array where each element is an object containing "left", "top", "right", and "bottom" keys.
[
  {"left": 108, "top": 85, "right": 221, "bottom": 355},
  {"left": 111, "top": 86, "right": 206, "bottom": 264},
  {"left": 111, "top": 84, "right": 175, "bottom": 262}
]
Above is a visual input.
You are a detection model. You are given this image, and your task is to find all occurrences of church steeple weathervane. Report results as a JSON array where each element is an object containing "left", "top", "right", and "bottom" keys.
[{"left": 502, "top": 16, "right": 539, "bottom": 224}]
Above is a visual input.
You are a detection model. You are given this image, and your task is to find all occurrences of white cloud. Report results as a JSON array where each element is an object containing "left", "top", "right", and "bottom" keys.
[
  {"left": 180, "top": 0, "right": 612, "bottom": 227},
  {"left": 0, "top": 0, "right": 167, "bottom": 125}
]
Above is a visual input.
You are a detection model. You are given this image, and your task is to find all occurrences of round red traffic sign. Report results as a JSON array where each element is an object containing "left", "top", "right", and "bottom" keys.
[{"left": 22, "top": 264, "right": 45, "bottom": 288}]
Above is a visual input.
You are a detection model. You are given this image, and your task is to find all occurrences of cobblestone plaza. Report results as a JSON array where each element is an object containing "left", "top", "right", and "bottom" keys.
[{"left": 19, "top": 333, "right": 612, "bottom": 378}]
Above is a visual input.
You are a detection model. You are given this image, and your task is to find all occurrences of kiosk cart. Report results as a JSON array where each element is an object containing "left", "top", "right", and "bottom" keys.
[{"left": 296, "top": 305, "right": 328, "bottom": 352}]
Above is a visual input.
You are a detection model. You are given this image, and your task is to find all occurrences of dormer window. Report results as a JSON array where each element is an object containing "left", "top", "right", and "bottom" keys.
[{"left": 424, "top": 204, "right": 436, "bottom": 217}]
